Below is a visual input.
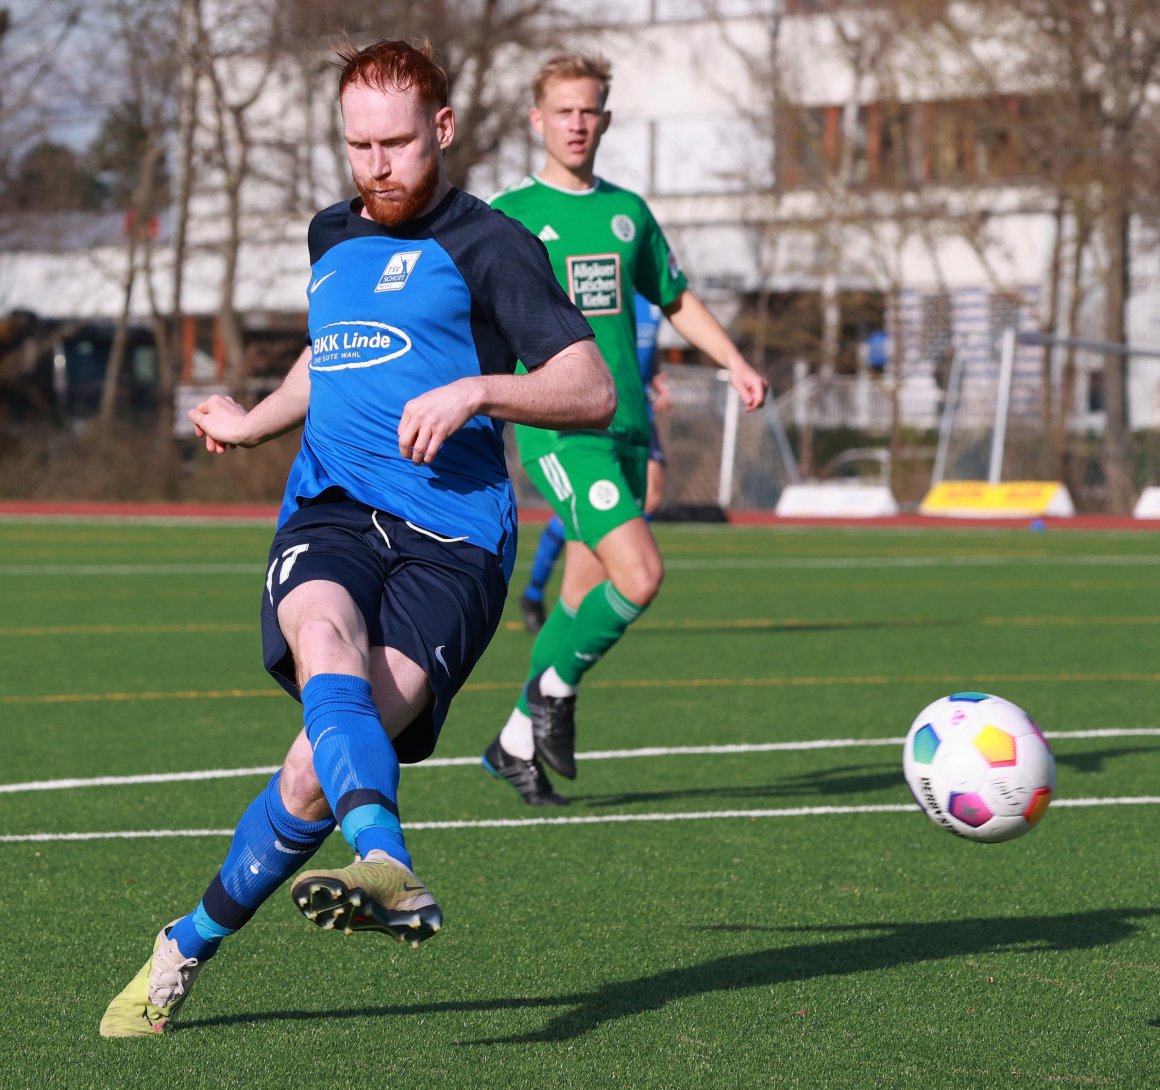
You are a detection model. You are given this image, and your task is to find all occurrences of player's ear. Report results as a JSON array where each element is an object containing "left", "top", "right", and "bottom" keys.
[
  {"left": 600, "top": 110, "right": 612, "bottom": 134},
  {"left": 435, "top": 106, "right": 455, "bottom": 150},
  {"left": 529, "top": 106, "right": 544, "bottom": 136}
]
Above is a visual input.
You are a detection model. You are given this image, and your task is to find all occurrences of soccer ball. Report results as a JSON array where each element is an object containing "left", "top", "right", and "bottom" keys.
[{"left": 903, "top": 692, "right": 1055, "bottom": 843}]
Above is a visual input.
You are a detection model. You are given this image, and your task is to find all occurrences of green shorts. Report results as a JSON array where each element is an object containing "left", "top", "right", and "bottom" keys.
[{"left": 522, "top": 435, "right": 648, "bottom": 548}]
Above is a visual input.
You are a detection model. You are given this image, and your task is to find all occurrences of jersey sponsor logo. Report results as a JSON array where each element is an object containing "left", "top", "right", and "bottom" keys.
[
  {"left": 588, "top": 479, "right": 621, "bottom": 511},
  {"left": 309, "top": 320, "right": 413, "bottom": 371},
  {"left": 310, "top": 269, "right": 337, "bottom": 294},
  {"left": 566, "top": 253, "right": 621, "bottom": 316},
  {"left": 538, "top": 225, "right": 560, "bottom": 242},
  {"left": 374, "top": 250, "right": 422, "bottom": 292},
  {"left": 668, "top": 251, "right": 682, "bottom": 279},
  {"left": 611, "top": 215, "right": 635, "bottom": 242}
]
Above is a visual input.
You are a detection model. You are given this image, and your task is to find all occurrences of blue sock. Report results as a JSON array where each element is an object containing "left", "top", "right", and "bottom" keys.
[
  {"left": 525, "top": 516, "right": 565, "bottom": 600},
  {"left": 169, "top": 771, "right": 335, "bottom": 960},
  {"left": 303, "top": 673, "right": 411, "bottom": 870}
]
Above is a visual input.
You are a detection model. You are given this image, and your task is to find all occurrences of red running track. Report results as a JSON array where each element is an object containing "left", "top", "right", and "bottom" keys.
[{"left": 0, "top": 499, "right": 1157, "bottom": 531}]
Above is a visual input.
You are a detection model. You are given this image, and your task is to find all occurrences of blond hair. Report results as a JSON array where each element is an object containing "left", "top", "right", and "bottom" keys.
[{"left": 531, "top": 52, "right": 612, "bottom": 107}]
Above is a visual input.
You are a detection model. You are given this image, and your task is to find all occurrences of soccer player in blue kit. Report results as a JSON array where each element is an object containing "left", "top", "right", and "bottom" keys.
[{"left": 100, "top": 38, "right": 614, "bottom": 1037}]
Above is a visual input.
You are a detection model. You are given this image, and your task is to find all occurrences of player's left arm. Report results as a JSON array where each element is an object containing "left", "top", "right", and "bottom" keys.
[
  {"left": 397, "top": 338, "right": 616, "bottom": 465},
  {"left": 663, "top": 290, "right": 769, "bottom": 411}
]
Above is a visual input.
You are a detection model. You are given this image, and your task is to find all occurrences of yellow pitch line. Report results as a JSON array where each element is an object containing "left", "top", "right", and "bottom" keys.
[
  {"left": 0, "top": 623, "right": 253, "bottom": 637},
  {"left": 3, "top": 615, "right": 1156, "bottom": 638},
  {"left": 5, "top": 671, "right": 1160, "bottom": 706},
  {"left": 0, "top": 689, "right": 283, "bottom": 705}
]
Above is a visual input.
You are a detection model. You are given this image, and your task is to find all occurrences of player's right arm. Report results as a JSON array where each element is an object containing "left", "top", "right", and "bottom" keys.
[
  {"left": 397, "top": 337, "right": 615, "bottom": 466},
  {"left": 188, "top": 346, "right": 312, "bottom": 454}
]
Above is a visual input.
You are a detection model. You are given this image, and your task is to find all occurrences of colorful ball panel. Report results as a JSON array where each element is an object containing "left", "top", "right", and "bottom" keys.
[
  {"left": 911, "top": 723, "right": 940, "bottom": 764},
  {"left": 948, "top": 791, "right": 993, "bottom": 828},
  {"left": 973, "top": 725, "right": 1017, "bottom": 767},
  {"left": 1023, "top": 786, "right": 1052, "bottom": 826}
]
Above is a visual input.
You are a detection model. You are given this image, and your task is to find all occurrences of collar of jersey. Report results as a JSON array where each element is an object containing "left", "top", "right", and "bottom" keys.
[{"left": 531, "top": 174, "right": 602, "bottom": 197}]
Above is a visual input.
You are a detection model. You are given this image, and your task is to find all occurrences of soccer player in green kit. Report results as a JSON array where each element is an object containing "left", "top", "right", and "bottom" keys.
[{"left": 482, "top": 53, "right": 768, "bottom": 804}]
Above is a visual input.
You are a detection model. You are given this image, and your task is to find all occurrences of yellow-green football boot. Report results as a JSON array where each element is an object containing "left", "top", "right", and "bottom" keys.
[
  {"left": 291, "top": 849, "right": 442, "bottom": 947},
  {"left": 99, "top": 922, "right": 203, "bottom": 1037}
]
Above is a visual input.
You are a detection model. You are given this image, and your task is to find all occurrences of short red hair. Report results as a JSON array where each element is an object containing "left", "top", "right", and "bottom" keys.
[{"left": 334, "top": 38, "right": 448, "bottom": 110}]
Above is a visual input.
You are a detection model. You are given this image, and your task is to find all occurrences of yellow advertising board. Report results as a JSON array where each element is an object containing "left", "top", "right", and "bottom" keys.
[{"left": 920, "top": 481, "right": 1075, "bottom": 519}]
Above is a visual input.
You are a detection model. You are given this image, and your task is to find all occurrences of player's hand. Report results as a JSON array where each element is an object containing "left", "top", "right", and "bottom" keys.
[
  {"left": 397, "top": 378, "right": 482, "bottom": 465},
  {"left": 650, "top": 372, "right": 673, "bottom": 414},
  {"left": 731, "top": 361, "right": 769, "bottom": 412},
  {"left": 187, "top": 394, "right": 251, "bottom": 454}
]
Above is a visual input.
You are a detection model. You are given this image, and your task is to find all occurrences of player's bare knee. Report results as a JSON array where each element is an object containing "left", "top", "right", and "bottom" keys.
[
  {"left": 291, "top": 617, "right": 367, "bottom": 680},
  {"left": 615, "top": 561, "right": 663, "bottom": 607}
]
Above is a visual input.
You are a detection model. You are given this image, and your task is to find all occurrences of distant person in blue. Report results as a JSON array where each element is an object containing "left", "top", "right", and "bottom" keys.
[
  {"left": 100, "top": 37, "right": 614, "bottom": 1038},
  {"left": 519, "top": 291, "right": 670, "bottom": 634}
]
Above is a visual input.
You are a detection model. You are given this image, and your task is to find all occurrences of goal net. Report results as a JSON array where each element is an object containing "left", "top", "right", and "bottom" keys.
[{"left": 930, "top": 327, "right": 1160, "bottom": 508}]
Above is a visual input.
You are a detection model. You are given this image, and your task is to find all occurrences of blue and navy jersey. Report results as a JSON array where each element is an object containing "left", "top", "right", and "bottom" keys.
[
  {"left": 635, "top": 292, "right": 662, "bottom": 382},
  {"left": 634, "top": 293, "right": 662, "bottom": 423},
  {"left": 279, "top": 188, "right": 593, "bottom": 579}
]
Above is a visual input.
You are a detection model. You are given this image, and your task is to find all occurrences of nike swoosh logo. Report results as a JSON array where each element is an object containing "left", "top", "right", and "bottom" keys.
[
  {"left": 310, "top": 269, "right": 337, "bottom": 293},
  {"left": 402, "top": 883, "right": 425, "bottom": 892},
  {"left": 274, "top": 839, "right": 310, "bottom": 855},
  {"left": 434, "top": 645, "right": 450, "bottom": 675}
]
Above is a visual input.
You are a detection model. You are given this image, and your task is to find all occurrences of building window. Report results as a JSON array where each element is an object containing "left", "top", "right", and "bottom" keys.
[
  {"left": 780, "top": 93, "right": 1064, "bottom": 190},
  {"left": 778, "top": 105, "right": 841, "bottom": 188}
]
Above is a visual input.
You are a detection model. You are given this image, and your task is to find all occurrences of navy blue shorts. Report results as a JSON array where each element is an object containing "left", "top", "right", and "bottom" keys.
[{"left": 260, "top": 490, "right": 508, "bottom": 763}]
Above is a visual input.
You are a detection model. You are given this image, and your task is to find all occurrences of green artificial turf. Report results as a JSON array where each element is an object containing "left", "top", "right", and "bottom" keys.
[{"left": 0, "top": 517, "right": 1157, "bottom": 1090}]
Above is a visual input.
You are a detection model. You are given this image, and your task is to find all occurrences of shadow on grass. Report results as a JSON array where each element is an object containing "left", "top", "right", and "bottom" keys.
[
  {"left": 578, "top": 741, "right": 1160, "bottom": 808},
  {"left": 628, "top": 617, "right": 964, "bottom": 639},
  {"left": 1055, "top": 744, "right": 1160, "bottom": 775},
  {"left": 178, "top": 907, "right": 1156, "bottom": 1042},
  {"left": 577, "top": 762, "right": 904, "bottom": 807}
]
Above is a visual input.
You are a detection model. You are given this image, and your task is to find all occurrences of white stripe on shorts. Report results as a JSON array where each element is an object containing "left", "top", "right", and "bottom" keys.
[{"left": 538, "top": 453, "right": 574, "bottom": 503}]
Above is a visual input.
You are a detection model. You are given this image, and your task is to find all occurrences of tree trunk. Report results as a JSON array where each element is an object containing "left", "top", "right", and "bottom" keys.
[
  {"left": 98, "top": 227, "right": 139, "bottom": 432},
  {"left": 1101, "top": 209, "right": 1134, "bottom": 514}
]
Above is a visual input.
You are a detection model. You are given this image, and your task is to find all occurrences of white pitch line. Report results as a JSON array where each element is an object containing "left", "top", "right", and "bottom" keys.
[
  {"left": 0, "top": 564, "right": 260, "bottom": 576},
  {"left": 4, "top": 555, "right": 1160, "bottom": 578},
  {"left": 1, "top": 729, "right": 1157, "bottom": 796},
  {"left": 2, "top": 796, "right": 1159, "bottom": 844},
  {"left": 0, "top": 765, "right": 284, "bottom": 793}
]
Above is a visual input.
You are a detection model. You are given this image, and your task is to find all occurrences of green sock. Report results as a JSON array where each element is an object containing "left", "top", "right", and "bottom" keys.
[
  {"left": 519, "top": 600, "right": 576, "bottom": 713},
  {"left": 553, "top": 581, "right": 646, "bottom": 687}
]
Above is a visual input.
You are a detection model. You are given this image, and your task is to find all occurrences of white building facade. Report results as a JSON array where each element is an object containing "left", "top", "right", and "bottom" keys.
[{"left": 2, "top": 0, "right": 1158, "bottom": 430}]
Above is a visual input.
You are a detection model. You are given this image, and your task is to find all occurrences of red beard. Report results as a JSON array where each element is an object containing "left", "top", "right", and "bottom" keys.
[{"left": 355, "top": 155, "right": 441, "bottom": 226}]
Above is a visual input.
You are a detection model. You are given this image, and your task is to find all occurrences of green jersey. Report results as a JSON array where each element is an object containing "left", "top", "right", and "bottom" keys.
[{"left": 490, "top": 175, "right": 688, "bottom": 453}]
